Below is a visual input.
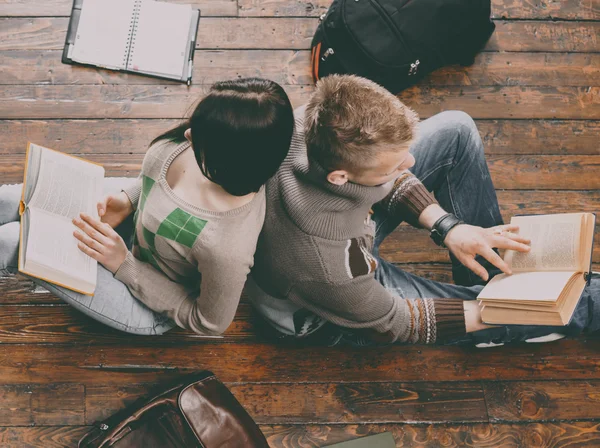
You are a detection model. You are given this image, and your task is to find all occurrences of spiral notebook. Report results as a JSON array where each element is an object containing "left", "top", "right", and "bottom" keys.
[{"left": 62, "top": 0, "right": 200, "bottom": 84}]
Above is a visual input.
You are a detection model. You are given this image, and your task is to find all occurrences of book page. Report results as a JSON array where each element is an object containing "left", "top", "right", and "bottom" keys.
[
  {"left": 25, "top": 208, "right": 97, "bottom": 285},
  {"left": 28, "top": 145, "right": 104, "bottom": 220},
  {"left": 70, "top": 0, "right": 134, "bottom": 70},
  {"left": 477, "top": 271, "right": 575, "bottom": 303},
  {"left": 127, "top": 1, "right": 193, "bottom": 78},
  {"left": 505, "top": 214, "right": 582, "bottom": 272}
]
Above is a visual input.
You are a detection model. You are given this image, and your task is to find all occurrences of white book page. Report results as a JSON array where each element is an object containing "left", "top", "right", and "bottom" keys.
[
  {"left": 71, "top": 0, "right": 135, "bottom": 70},
  {"left": 478, "top": 271, "right": 574, "bottom": 302},
  {"left": 25, "top": 208, "right": 97, "bottom": 285},
  {"left": 505, "top": 214, "right": 582, "bottom": 272},
  {"left": 28, "top": 144, "right": 104, "bottom": 220},
  {"left": 127, "top": 1, "right": 192, "bottom": 77}
]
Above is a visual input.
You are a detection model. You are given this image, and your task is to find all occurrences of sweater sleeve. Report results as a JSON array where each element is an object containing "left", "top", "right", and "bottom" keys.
[
  {"left": 122, "top": 175, "right": 142, "bottom": 211},
  {"left": 114, "top": 250, "right": 248, "bottom": 335},
  {"left": 289, "top": 275, "right": 466, "bottom": 344},
  {"left": 380, "top": 171, "right": 438, "bottom": 228}
]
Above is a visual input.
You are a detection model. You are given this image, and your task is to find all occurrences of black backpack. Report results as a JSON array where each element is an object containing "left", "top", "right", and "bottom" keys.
[{"left": 310, "top": 0, "right": 495, "bottom": 93}]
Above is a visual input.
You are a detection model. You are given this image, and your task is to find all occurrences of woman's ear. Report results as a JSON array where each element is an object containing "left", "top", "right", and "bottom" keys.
[
  {"left": 184, "top": 128, "right": 192, "bottom": 142},
  {"left": 326, "top": 170, "right": 350, "bottom": 186}
]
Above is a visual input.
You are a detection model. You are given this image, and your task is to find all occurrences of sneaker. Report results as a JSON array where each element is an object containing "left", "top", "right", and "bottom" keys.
[{"left": 525, "top": 333, "right": 566, "bottom": 343}]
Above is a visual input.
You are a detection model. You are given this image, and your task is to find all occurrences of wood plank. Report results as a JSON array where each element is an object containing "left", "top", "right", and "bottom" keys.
[
  {"left": 2, "top": 18, "right": 599, "bottom": 52},
  {"left": 85, "top": 382, "right": 487, "bottom": 424},
  {"left": 0, "top": 276, "right": 60, "bottom": 304},
  {"left": 0, "top": 85, "right": 311, "bottom": 119},
  {"left": 0, "top": 0, "right": 238, "bottom": 17},
  {"left": 397, "top": 86, "right": 600, "bottom": 120},
  {"left": 2, "top": 339, "right": 600, "bottom": 384},
  {"left": 263, "top": 422, "right": 600, "bottom": 446},
  {"left": 0, "top": 50, "right": 313, "bottom": 86},
  {"left": 0, "top": 384, "right": 84, "bottom": 426},
  {"left": 238, "top": 0, "right": 600, "bottom": 19},
  {"left": 3, "top": 153, "right": 599, "bottom": 187},
  {"left": 3, "top": 85, "right": 600, "bottom": 120},
  {"left": 2, "top": 0, "right": 598, "bottom": 19},
  {"left": 478, "top": 120, "right": 600, "bottom": 155},
  {"left": 485, "top": 381, "right": 600, "bottom": 422},
  {"left": 2, "top": 119, "right": 599, "bottom": 156},
  {"left": 4, "top": 51, "right": 600, "bottom": 87},
  {"left": 3, "top": 422, "right": 600, "bottom": 447},
  {"left": 0, "top": 303, "right": 259, "bottom": 344}
]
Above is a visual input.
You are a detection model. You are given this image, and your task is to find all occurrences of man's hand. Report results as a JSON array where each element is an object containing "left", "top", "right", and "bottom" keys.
[
  {"left": 444, "top": 223, "right": 531, "bottom": 281},
  {"left": 97, "top": 192, "right": 133, "bottom": 229},
  {"left": 73, "top": 212, "right": 128, "bottom": 274}
]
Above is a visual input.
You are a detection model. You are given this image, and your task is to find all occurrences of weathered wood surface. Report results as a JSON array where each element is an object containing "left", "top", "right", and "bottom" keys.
[
  {"left": 2, "top": 18, "right": 599, "bottom": 52},
  {"left": 3, "top": 51, "right": 600, "bottom": 87},
  {"left": 3, "top": 0, "right": 599, "bottom": 19},
  {"left": 1, "top": 0, "right": 599, "bottom": 444},
  {"left": 3, "top": 85, "right": 599, "bottom": 119},
  {"left": 2, "top": 339, "right": 600, "bottom": 385},
  {"left": 3, "top": 421, "right": 600, "bottom": 448},
  {"left": 2, "top": 119, "right": 599, "bottom": 155}
]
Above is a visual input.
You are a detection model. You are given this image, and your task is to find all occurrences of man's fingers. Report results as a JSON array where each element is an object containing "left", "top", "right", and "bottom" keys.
[
  {"left": 492, "top": 236, "right": 531, "bottom": 253},
  {"left": 462, "top": 257, "right": 489, "bottom": 281},
  {"left": 480, "top": 246, "right": 512, "bottom": 275},
  {"left": 501, "top": 231, "right": 531, "bottom": 245}
]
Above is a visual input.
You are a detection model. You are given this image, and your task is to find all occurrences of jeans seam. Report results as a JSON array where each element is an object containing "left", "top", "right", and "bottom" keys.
[{"left": 417, "top": 160, "right": 454, "bottom": 186}]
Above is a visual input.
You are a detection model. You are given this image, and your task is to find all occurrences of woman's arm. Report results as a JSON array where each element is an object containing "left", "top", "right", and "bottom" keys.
[{"left": 115, "top": 251, "right": 248, "bottom": 335}]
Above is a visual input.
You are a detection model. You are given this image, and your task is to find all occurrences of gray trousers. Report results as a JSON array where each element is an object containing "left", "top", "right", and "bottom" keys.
[{"left": 0, "top": 179, "right": 175, "bottom": 335}]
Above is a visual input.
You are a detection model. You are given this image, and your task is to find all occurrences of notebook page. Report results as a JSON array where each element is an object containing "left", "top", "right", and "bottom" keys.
[
  {"left": 127, "top": 1, "right": 193, "bottom": 78},
  {"left": 71, "top": 0, "right": 135, "bottom": 70}
]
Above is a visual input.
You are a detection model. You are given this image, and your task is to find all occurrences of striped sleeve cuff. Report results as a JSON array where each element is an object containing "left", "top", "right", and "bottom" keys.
[
  {"left": 432, "top": 299, "right": 467, "bottom": 344},
  {"left": 383, "top": 173, "right": 437, "bottom": 227}
]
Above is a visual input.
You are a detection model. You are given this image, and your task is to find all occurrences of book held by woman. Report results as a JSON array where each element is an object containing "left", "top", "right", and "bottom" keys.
[
  {"left": 478, "top": 212, "right": 596, "bottom": 326},
  {"left": 18, "top": 143, "right": 105, "bottom": 295}
]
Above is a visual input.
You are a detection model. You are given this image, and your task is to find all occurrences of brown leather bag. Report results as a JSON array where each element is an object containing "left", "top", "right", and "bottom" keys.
[{"left": 79, "top": 371, "right": 269, "bottom": 448}]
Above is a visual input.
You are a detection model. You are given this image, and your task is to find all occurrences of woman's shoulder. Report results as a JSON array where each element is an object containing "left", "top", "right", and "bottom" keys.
[{"left": 141, "top": 138, "right": 189, "bottom": 177}]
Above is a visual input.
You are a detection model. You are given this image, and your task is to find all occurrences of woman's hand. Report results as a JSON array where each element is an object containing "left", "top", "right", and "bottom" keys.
[
  {"left": 97, "top": 192, "right": 133, "bottom": 229},
  {"left": 444, "top": 223, "right": 531, "bottom": 281},
  {"left": 73, "top": 212, "right": 128, "bottom": 274}
]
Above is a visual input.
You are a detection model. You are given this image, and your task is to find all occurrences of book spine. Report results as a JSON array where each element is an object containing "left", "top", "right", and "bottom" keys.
[{"left": 123, "top": 0, "right": 143, "bottom": 69}]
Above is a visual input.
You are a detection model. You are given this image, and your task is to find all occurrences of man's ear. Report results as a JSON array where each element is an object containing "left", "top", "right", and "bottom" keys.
[
  {"left": 326, "top": 170, "right": 350, "bottom": 186},
  {"left": 184, "top": 128, "right": 192, "bottom": 142}
]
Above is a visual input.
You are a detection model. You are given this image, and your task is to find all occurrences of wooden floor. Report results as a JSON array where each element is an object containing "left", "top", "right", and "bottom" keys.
[{"left": 1, "top": 0, "right": 600, "bottom": 446}]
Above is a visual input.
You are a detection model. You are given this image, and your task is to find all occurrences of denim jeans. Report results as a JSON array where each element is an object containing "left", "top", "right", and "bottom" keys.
[
  {"left": 0, "top": 179, "right": 175, "bottom": 335},
  {"left": 371, "top": 110, "right": 600, "bottom": 346}
]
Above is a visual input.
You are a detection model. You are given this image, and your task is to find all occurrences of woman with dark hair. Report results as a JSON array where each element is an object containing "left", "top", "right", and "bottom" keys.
[{"left": 0, "top": 78, "right": 294, "bottom": 335}]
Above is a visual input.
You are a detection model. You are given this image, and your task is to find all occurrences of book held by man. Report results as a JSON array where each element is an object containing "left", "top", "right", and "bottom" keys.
[
  {"left": 18, "top": 143, "right": 105, "bottom": 295},
  {"left": 62, "top": 0, "right": 201, "bottom": 84},
  {"left": 478, "top": 212, "right": 596, "bottom": 326}
]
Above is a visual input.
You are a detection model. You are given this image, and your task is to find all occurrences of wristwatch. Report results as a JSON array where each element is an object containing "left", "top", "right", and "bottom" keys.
[{"left": 430, "top": 213, "right": 464, "bottom": 248}]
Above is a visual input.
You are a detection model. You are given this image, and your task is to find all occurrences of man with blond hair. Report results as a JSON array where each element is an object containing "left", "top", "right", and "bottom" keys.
[{"left": 247, "top": 75, "right": 599, "bottom": 346}]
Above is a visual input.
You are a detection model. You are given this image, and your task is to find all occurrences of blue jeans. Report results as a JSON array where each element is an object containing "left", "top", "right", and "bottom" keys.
[
  {"left": 372, "top": 110, "right": 600, "bottom": 346},
  {"left": 0, "top": 179, "right": 175, "bottom": 335}
]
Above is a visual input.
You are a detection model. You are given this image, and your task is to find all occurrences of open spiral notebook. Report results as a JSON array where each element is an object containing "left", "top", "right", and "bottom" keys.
[{"left": 62, "top": 0, "right": 200, "bottom": 84}]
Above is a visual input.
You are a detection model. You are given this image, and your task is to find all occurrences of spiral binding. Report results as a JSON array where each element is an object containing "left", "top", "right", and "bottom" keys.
[{"left": 123, "top": 0, "right": 143, "bottom": 68}]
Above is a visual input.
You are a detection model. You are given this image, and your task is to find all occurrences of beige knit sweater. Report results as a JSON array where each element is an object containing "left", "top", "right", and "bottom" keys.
[{"left": 115, "top": 139, "right": 265, "bottom": 335}]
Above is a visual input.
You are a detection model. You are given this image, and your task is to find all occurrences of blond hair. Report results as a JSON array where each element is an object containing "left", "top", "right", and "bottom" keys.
[{"left": 304, "top": 75, "right": 419, "bottom": 171}]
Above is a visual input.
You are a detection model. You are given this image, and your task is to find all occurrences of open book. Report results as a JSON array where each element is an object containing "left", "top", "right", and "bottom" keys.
[
  {"left": 18, "top": 143, "right": 105, "bottom": 295},
  {"left": 478, "top": 213, "right": 596, "bottom": 326},
  {"left": 62, "top": 0, "right": 201, "bottom": 84}
]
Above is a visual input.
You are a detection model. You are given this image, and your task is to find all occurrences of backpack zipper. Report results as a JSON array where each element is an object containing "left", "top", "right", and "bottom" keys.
[{"left": 364, "top": 0, "right": 418, "bottom": 75}]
